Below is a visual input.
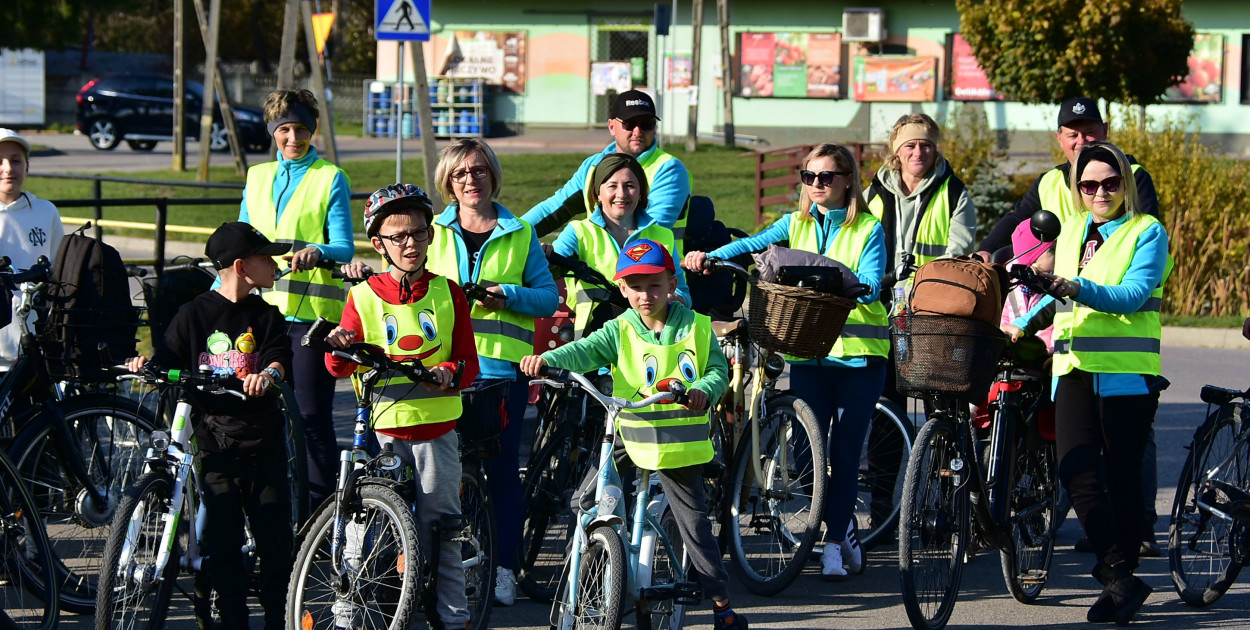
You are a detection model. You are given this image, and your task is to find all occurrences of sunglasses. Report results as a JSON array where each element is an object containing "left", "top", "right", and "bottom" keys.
[
  {"left": 617, "top": 118, "right": 657, "bottom": 132},
  {"left": 1077, "top": 175, "right": 1123, "bottom": 196},
  {"left": 799, "top": 169, "right": 851, "bottom": 187}
]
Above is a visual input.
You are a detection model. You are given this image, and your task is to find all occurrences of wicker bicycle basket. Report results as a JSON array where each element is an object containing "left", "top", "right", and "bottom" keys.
[
  {"left": 747, "top": 278, "right": 856, "bottom": 359},
  {"left": 890, "top": 313, "right": 1006, "bottom": 399}
]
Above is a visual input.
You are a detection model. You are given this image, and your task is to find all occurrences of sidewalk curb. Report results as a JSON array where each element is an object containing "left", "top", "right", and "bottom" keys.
[{"left": 1162, "top": 326, "right": 1246, "bottom": 350}]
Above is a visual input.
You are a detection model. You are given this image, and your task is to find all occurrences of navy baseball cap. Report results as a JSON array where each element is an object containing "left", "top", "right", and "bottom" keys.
[
  {"left": 1057, "top": 96, "right": 1103, "bottom": 128},
  {"left": 614, "top": 239, "right": 675, "bottom": 280}
]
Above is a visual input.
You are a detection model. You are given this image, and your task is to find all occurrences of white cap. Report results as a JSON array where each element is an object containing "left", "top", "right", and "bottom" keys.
[{"left": 0, "top": 128, "right": 31, "bottom": 156}]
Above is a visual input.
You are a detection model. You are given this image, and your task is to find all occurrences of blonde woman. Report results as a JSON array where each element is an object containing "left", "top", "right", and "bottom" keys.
[
  {"left": 1038, "top": 141, "right": 1170, "bottom": 625},
  {"left": 683, "top": 143, "right": 887, "bottom": 581}
]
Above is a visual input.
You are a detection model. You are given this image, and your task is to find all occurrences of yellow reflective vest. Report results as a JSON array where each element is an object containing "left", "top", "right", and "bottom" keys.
[
  {"left": 867, "top": 173, "right": 960, "bottom": 269},
  {"left": 349, "top": 277, "right": 463, "bottom": 430},
  {"left": 787, "top": 211, "right": 890, "bottom": 359},
  {"left": 428, "top": 215, "right": 537, "bottom": 363},
  {"left": 565, "top": 219, "right": 678, "bottom": 339},
  {"left": 246, "top": 160, "right": 348, "bottom": 322},
  {"left": 583, "top": 150, "right": 691, "bottom": 244},
  {"left": 612, "top": 314, "right": 715, "bottom": 471},
  {"left": 1052, "top": 213, "right": 1171, "bottom": 376}
]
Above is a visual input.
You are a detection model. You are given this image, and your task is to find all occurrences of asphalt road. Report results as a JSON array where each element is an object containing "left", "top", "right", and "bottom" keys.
[{"left": 48, "top": 343, "right": 1250, "bottom": 629}]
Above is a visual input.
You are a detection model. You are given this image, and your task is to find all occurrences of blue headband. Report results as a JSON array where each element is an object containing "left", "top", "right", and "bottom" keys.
[{"left": 266, "top": 101, "right": 318, "bottom": 136}]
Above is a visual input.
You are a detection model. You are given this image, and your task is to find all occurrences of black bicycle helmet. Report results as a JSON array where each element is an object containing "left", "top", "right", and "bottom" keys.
[{"left": 364, "top": 184, "right": 434, "bottom": 237}]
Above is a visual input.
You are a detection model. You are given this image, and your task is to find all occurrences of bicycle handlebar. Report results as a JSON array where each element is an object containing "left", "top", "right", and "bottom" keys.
[
  {"left": 114, "top": 364, "right": 250, "bottom": 400},
  {"left": 300, "top": 316, "right": 456, "bottom": 387},
  {"left": 533, "top": 366, "right": 682, "bottom": 411},
  {"left": 701, "top": 257, "right": 749, "bottom": 278},
  {"left": 461, "top": 282, "right": 507, "bottom": 304},
  {"left": 0, "top": 259, "right": 52, "bottom": 289}
]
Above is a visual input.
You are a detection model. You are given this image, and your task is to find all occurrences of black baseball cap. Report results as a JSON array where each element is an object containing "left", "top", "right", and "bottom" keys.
[
  {"left": 610, "top": 89, "right": 660, "bottom": 121},
  {"left": 1057, "top": 96, "right": 1103, "bottom": 128},
  {"left": 205, "top": 222, "right": 291, "bottom": 270}
]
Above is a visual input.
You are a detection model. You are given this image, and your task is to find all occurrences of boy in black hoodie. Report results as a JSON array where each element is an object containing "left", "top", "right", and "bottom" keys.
[{"left": 126, "top": 222, "right": 294, "bottom": 629}]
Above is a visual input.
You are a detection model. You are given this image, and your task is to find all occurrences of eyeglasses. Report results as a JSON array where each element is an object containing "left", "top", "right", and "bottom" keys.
[
  {"left": 616, "top": 118, "right": 657, "bottom": 132},
  {"left": 377, "top": 227, "right": 433, "bottom": 246},
  {"left": 451, "top": 167, "right": 490, "bottom": 183},
  {"left": 799, "top": 170, "right": 851, "bottom": 187},
  {"left": 1077, "top": 175, "right": 1123, "bottom": 196}
]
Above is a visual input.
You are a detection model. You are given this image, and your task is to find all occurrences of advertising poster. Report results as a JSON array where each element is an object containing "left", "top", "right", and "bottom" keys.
[
  {"left": 852, "top": 56, "right": 937, "bottom": 102},
  {"left": 438, "top": 31, "right": 527, "bottom": 93},
  {"left": 591, "top": 61, "right": 632, "bottom": 96},
  {"left": 1164, "top": 33, "right": 1224, "bottom": 103},
  {"left": 737, "top": 31, "right": 841, "bottom": 98},
  {"left": 949, "top": 34, "right": 1004, "bottom": 101},
  {"left": 666, "top": 54, "right": 693, "bottom": 89}
]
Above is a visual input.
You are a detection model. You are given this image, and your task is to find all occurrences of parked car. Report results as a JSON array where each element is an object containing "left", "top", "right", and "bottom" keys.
[{"left": 75, "top": 75, "right": 271, "bottom": 153}]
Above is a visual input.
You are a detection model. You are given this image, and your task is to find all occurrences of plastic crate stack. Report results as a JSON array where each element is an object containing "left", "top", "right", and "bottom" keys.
[{"left": 364, "top": 77, "right": 488, "bottom": 139}]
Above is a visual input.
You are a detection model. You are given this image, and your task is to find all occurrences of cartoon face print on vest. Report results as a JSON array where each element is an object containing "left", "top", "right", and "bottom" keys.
[
  {"left": 635, "top": 349, "right": 699, "bottom": 398},
  {"left": 383, "top": 309, "right": 443, "bottom": 360}
]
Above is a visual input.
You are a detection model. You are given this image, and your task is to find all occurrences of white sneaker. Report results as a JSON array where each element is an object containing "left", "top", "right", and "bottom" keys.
[
  {"left": 494, "top": 566, "right": 517, "bottom": 606},
  {"left": 821, "top": 543, "right": 848, "bottom": 582},
  {"left": 842, "top": 521, "right": 865, "bottom": 575}
]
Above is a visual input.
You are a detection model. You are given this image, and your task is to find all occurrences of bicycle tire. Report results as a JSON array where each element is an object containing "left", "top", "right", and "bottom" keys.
[
  {"left": 0, "top": 450, "right": 59, "bottom": 630},
  {"left": 518, "top": 422, "right": 596, "bottom": 602},
  {"left": 725, "top": 395, "right": 826, "bottom": 596},
  {"left": 95, "top": 471, "right": 179, "bottom": 630},
  {"left": 287, "top": 485, "right": 422, "bottom": 630},
  {"left": 856, "top": 398, "right": 914, "bottom": 550},
  {"left": 637, "top": 507, "right": 689, "bottom": 630},
  {"left": 9, "top": 393, "right": 157, "bottom": 614},
  {"left": 1168, "top": 404, "right": 1246, "bottom": 607},
  {"left": 899, "top": 416, "right": 969, "bottom": 630},
  {"left": 551, "top": 525, "right": 625, "bottom": 630},
  {"left": 1000, "top": 436, "right": 1058, "bottom": 604},
  {"left": 461, "top": 466, "right": 496, "bottom": 630},
  {"left": 276, "top": 382, "right": 310, "bottom": 527}
]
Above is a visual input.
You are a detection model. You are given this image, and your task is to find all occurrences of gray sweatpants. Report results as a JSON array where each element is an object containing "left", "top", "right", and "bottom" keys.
[{"left": 376, "top": 430, "right": 470, "bottom": 626}]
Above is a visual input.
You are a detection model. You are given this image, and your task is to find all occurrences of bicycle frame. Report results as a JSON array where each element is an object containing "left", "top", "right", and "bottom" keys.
[{"left": 1191, "top": 389, "right": 1250, "bottom": 524}]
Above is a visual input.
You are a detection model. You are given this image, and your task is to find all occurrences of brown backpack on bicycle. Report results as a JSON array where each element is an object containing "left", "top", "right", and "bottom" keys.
[{"left": 908, "top": 256, "right": 1008, "bottom": 324}]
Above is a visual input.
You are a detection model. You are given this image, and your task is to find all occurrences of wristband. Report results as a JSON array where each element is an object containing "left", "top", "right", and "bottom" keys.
[{"left": 262, "top": 366, "right": 282, "bottom": 383}]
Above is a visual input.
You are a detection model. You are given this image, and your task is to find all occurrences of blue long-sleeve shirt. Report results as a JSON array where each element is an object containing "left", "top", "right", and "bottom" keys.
[
  {"left": 1033, "top": 212, "right": 1171, "bottom": 397},
  {"left": 707, "top": 205, "right": 887, "bottom": 367},
  {"left": 238, "top": 146, "right": 355, "bottom": 264},
  {"left": 553, "top": 208, "right": 691, "bottom": 306},
  {"left": 434, "top": 202, "right": 559, "bottom": 380},
  {"left": 521, "top": 140, "right": 691, "bottom": 238}
]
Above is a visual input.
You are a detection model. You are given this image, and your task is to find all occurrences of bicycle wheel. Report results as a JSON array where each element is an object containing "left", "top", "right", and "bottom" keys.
[
  {"left": 1168, "top": 404, "right": 1247, "bottom": 607},
  {"left": 518, "top": 423, "right": 596, "bottom": 602},
  {"left": 551, "top": 525, "right": 625, "bottom": 630},
  {"left": 287, "top": 484, "right": 421, "bottom": 630},
  {"left": 725, "top": 395, "right": 826, "bottom": 596},
  {"left": 461, "top": 466, "right": 496, "bottom": 630},
  {"left": 9, "top": 393, "right": 157, "bottom": 614},
  {"left": 899, "top": 417, "right": 969, "bottom": 630},
  {"left": 1000, "top": 437, "right": 1058, "bottom": 604},
  {"left": 276, "top": 382, "right": 310, "bottom": 527},
  {"left": 94, "top": 471, "right": 180, "bottom": 630},
  {"left": 856, "top": 399, "right": 914, "bottom": 549},
  {"left": 0, "top": 451, "right": 58, "bottom": 630},
  {"left": 637, "top": 508, "right": 689, "bottom": 630}
]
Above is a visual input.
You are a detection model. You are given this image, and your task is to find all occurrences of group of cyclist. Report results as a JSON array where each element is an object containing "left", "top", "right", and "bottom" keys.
[{"left": 0, "top": 84, "right": 1174, "bottom": 628}]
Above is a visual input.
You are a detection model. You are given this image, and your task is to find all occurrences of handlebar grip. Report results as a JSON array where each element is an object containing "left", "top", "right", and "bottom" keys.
[
  {"left": 329, "top": 267, "right": 374, "bottom": 283},
  {"left": 538, "top": 365, "right": 570, "bottom": 381},
  {"left": 302, "top": 317, "right": 338, "bottom": 351},
  {"left": 657, "top": 378, "right": 690, "bottom": 406},
  {"left": 0, "top": 256, "right": 10, "bottom": 271},
  {"left": 124, "top": 264, "right": 148, "bottom": 278}
]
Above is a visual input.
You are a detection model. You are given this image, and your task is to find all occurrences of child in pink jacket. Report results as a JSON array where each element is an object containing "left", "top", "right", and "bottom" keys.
[{"left": 1001, "top": 220, "right": 1055, "bottom": 351}]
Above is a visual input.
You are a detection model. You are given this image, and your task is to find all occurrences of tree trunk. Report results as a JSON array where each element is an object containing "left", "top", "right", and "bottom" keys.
[
  {"left": 685, "top": 0, "right": 704, "bottom": 152},
  {"left": 717, "top": 0, "right": 734, "bottom": 148}
]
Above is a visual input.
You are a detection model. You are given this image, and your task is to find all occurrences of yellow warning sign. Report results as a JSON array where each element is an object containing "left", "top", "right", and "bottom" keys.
[{"left": 312, "top": 12, "right": 335, "bottom": 55}]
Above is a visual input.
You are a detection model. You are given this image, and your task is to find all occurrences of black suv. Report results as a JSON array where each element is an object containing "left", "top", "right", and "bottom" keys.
[{"left": 76, "top": 75, "right": 271, "bottom": 153}]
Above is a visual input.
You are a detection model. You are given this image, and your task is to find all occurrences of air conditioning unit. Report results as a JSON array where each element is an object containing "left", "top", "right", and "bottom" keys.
[{"left": 843, "top": 8, "right": 886, "bottom": 43}]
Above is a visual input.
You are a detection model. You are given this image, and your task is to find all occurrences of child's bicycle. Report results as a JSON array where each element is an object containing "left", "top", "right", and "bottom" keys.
[
  {"left": 94, "top": 363, "right": 267, "bottom": 629},
  {"left": 1167, "top": 382, "right": 1250, "bottom": 607},
  {"left": 533, "top": 367, "right": 701, "bottom": 630},
  {"left": 289, "top": 317, "right": 485, "bottom": 630}
]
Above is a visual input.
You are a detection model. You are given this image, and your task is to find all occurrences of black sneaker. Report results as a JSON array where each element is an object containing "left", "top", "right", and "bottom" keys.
[{"left": 714, "top": 610, "right": 749, "bottom": 630}]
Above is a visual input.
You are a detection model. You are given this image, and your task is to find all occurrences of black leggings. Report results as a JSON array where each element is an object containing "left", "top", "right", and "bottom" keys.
[
  {"left": 1055, "top": 369, "right": 1157, "bottom": 571},
  {"left": 287, "top": 322, "right": 340, "bottom": 508}
]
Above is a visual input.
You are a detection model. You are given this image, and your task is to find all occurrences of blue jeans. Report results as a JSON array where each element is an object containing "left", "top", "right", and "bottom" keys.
[{"left": 790, "top": 362, "right": 887, "bottom": 541}]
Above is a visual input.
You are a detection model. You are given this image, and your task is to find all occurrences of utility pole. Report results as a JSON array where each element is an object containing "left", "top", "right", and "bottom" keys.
[
  {"left": 685, "top": 0, "right": 703, "bottom": 152},
  {"left": 277, "top": 0, "right": 301, "bottom": 89},
  {"left": 717, "top": 0, "right": 734, "bottom": 148},
  {"left": 196, "top": 0, "right": 222, "bottom": 181},
  {"left": 193, "top": 0, "right": 248, "bottom": 178},
  {"left": 302, "top": 0, "right": 338, "bottom": 163},
  {"left": 172, "top": 0, "right": 185, "bottom": 170},
  {"left": 411, "top": 43, "right": 442, "bottom": 212}
]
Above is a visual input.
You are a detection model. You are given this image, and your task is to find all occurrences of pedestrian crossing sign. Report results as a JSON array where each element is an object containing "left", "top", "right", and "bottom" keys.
[{"left": 375, "top": 0, "right": 430, "bottom": 41}]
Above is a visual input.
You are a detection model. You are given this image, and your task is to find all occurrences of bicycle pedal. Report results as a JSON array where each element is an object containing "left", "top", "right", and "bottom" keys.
[
  {"left": 674, "top": 581, "right": 703, "bottom": 605},
  {"left": 1017, "top": 569, "right": 1048, "bottom": 585}
]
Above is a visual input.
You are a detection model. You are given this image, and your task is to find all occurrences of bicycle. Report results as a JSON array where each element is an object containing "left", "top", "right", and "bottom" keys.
[
  {"left": 95, "top": 363, "right": 277, "bottom": 629},
  {"left": 0, "top": 256, "right": 158, "bottom": 614},
  {"left": 1167, "top": 382, "right": 1250, "bottom": 607},
  {"left": 456, "top": 377, "right": 509, "bottom": 630},
  {"left": 534, "top": 367, "right": 700, "bottom": 630},
  {"left": 288, "top": 317, "right": 482, "bottom": 630},
  {"left": 696, "top": 257, "right": 827, "bottom": 596},
  {"left": 895, "top": 253, "right": 1063, "bottom": 630},
  {"left": 0, "top": 442, "right": 59, "bottom": 630},
  {"left": 515, "top": 254, "right": 627, "bottom": 602},
  {"left": 854, "top": 397, "right": 915, "bottom": 550}
]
